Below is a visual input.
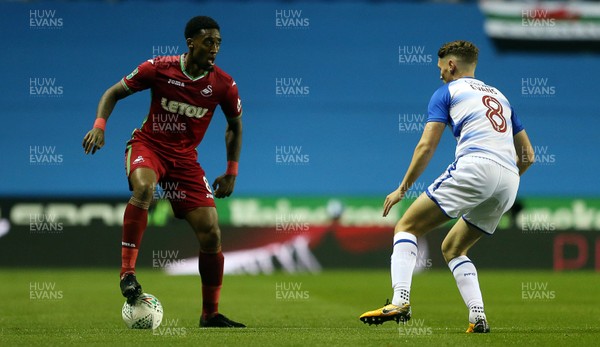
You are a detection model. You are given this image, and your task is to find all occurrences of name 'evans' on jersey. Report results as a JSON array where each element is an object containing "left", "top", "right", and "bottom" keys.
[{"left": 464, "top": 79, "right": 497, "bottom": 95}]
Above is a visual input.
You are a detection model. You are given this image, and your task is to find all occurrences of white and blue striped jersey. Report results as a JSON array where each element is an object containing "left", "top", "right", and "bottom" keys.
[{"left": 427, "top": 77, "right": 524, "bottom": 175}]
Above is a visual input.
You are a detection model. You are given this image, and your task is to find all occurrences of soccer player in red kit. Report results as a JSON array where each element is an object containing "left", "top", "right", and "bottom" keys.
[{"left": 82, "top": 16, "right": 245, "bottom": 328}]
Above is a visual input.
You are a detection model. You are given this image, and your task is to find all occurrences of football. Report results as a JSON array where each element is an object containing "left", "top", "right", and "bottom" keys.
[{"left": 121, "top": 293, "right": 163, "bottom": 329}]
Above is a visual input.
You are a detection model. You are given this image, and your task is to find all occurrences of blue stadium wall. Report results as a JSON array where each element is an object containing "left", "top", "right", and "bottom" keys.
[{"left": 0, "top": 1, "right": 597, "bottom": 198}]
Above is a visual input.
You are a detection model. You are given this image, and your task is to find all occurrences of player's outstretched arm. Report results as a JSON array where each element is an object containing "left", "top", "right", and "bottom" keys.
[
  {"left": 514, "top": 130, "right": 534, "bottom": 176},
  {"left": 212, "top": 117, "right": 243, "bottom": 198},
  {"left": 383, "top": 121, "right": 445, "bottom": 217},
  {"left": 82, "top": 82, "right": 130, "bottom": 155}
]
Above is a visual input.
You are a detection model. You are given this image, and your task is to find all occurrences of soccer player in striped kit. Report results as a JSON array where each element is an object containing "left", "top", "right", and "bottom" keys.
[
  {"left": 359, "top": 40, "right": 535, "bottom": 333},
  {"left": 83, "top": 16, "right": 245, "bottom": 328}
]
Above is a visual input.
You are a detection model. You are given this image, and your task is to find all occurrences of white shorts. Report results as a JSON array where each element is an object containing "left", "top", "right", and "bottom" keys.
[{"left": 426, "top": 156, "right": 520, "bottom": 235}]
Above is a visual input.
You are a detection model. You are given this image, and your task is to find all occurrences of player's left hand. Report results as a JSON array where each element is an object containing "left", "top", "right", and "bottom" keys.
[
  {"left": 212, "top": 174, "right": 236, "bottom": 198},
  {"left": 383, "top": 188, "right": 405, "bottom": 217}
]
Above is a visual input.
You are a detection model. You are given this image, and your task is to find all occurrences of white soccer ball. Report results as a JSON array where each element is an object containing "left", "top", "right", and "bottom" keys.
[{"left": 122, "top": 293, "right": 163, "bottom": 329}]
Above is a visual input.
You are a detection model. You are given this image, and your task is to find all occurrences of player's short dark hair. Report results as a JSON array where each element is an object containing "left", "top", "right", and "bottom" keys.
[
  {"left": 438, "top": 40, "right": 479, "bottom": 64},
  {"left": 185, "top": 16, "right": 220, "bottom": 39}
]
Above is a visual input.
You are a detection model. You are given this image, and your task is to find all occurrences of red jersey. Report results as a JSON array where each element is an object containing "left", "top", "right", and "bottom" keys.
[{"left": 121, "top": 54, "right": 242, "bottom": 160}]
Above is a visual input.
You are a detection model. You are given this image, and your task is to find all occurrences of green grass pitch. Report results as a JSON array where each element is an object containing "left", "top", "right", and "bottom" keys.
[{"left": 1, "top": 269, "right": 599, "bottom": 346}]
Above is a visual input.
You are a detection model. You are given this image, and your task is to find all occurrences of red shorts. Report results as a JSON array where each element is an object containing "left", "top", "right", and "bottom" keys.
[{"left": 125, "top": 141, "right": 215, "bottom": 218}]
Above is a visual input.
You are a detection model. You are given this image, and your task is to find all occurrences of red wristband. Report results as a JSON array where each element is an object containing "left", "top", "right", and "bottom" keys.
[
  {"left": 226, "top": 161, "right": 238, "bottom": 176},
  {"left": 93, "top": 118, "right": 106, "bottom": 131}
]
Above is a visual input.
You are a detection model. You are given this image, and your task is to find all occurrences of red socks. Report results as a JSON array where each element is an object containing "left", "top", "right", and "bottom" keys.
[
  {"left": 120, "top": 203, "right": 148, "bottom": 277},
  {"left": 198, "top": 251, "right": 224, "bottom": 320},
  {"left": 120, "top": 200, "right": 224, "bottom": 321}
]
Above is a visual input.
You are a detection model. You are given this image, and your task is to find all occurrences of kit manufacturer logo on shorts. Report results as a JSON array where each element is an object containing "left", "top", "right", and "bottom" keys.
[{"left": 201, "top": 85, "right": 213, "bottom": 97}]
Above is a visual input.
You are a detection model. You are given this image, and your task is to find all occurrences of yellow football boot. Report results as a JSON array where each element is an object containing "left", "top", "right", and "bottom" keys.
[
  {"left": 466, "top": 319, "right": 490, "bottom": 333},
  {"left": 359, "top": 300, "right": 411, "bottom": 325}
]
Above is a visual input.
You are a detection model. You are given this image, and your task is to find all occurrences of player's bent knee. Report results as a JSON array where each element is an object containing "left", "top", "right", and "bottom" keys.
[
  {"left": 196, "top": 226, "right": 221, "bottom": 251},
  {"left": 185, "top": 207, "right": 221, "bottom": 245},
  {"left": 132, "top": 181, "right": 155, "bottom": 201},
  {"left": 191, "top": 217, "right": 221, "bottom": 237},
  {"left": 195, "top": 223, "right": 220, "bottom": 236}
]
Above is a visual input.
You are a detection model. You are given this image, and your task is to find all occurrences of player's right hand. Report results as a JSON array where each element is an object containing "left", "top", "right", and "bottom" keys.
[
  {"left": 82, "top": 128, "right": 105, "bottom": 155},
  {"left": 383, "top": 188, "right": 405, "bottom": 217}
]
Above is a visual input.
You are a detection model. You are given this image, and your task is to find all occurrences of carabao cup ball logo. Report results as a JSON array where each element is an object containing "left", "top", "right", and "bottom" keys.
[{"left": 122, "top": 293, "right": 163, "bottom": 329}]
